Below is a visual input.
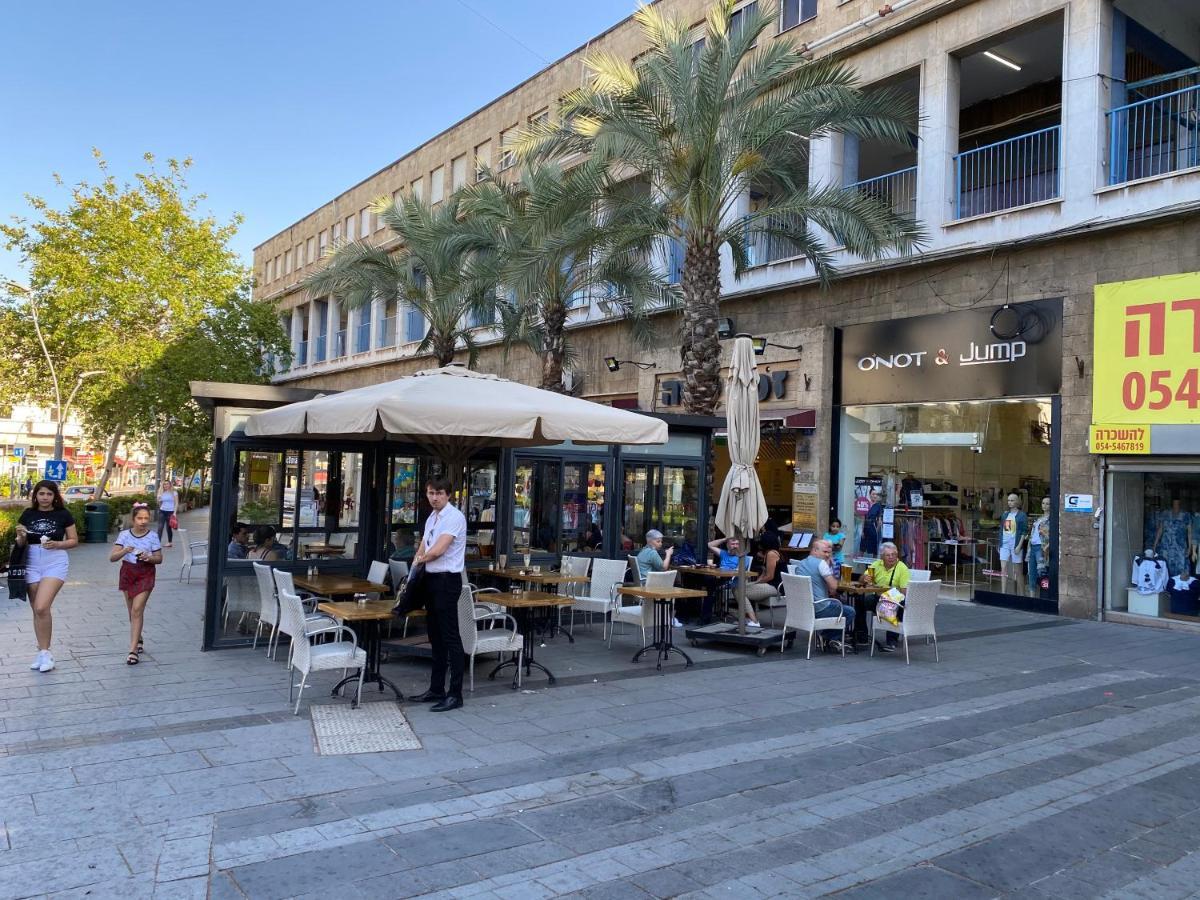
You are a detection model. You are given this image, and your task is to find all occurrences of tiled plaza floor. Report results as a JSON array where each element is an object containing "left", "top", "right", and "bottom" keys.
[{"left": 3, "top": 510, "right": 1200, "bottom": 898}]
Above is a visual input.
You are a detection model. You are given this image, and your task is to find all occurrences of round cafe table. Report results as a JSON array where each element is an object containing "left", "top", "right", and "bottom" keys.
[{"left": 837, "top": 581, "right": 889, "bottom": 646}]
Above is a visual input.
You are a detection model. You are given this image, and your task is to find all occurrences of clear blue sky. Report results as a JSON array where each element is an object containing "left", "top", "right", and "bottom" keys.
[{"left": 0, "top": 0, "right": 636, "bottom": 284}]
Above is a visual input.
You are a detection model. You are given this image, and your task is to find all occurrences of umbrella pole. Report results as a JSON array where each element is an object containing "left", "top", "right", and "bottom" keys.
[{"left": 735, "top": 527, "right": 747, "bottom": 636}]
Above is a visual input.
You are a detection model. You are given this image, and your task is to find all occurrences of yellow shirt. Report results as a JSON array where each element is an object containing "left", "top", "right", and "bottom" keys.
[{"left": 867, "top": 559, "right": 910, "bottom": 591}]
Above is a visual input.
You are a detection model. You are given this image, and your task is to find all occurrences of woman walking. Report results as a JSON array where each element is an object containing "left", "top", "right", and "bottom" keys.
[
  {"left": 15, "top": 480, "right": 79, "bottom": 673},
  {"left": 156, "top": 482, "right": 178, "bottom": 548},
  {"left": 110, "top": 502, "right": 163, "bottom": 665}
]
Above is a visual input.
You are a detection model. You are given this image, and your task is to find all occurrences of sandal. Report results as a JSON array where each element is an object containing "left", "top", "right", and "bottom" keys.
[
  {"left": 137, "top": 636, "right": 145, "bottom": 653},
  {"left": 126, "top": 652, "right": 140, "bottom": 665}
]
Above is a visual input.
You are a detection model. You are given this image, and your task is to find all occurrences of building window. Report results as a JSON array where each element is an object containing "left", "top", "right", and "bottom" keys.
[
  {"left": 392, "top": 188, "right": 403, "bottom": 209},
  {"left": 284, "top": 249, "right": 293, "bottom": 275},
  {"left": 430, "top": 166, "right": 445, "bottom": 204},
  {"left": 411, "top": 177, "right": 424, "bottom": 202},
  {"left": 780, "top": 0, "right": 816, "bottom": 31},
  {"left": 319, "top": 231, "right": 328, "bottom": 256},
  {"left": 306, "top": 237, "right": 316, "bottom": 264},
  {"left": 345, "top": 215, "right": 355, "bottom": 242},
  {"left": 475, "top": 140, "right": 491, "bottom": 181},
  {"left": 295, "top": 244, "right": 305, "bottom": 270},
  {"left": 332, "top": 221, "right": 342, "bottom": 242},
  {"left": 529, "top": 108, "right": 549, "bottom": 128},
  {"left": 730, "top": 1, "right": 758, "bottom": 41},
  {"left": 499, "top": 126, "right": 517, "bottom": 170},
  {"left": 264, "top": 264, "right": 272, "bottom": 285},
  {"left": 274, "top": 256, "right": 282, "bottom": 279},
  {"left": 360, "top": 208, "right": 371, "bottom": 238},
  {"left": 451, "top": 155, "right": 467, "bottom": 191}
]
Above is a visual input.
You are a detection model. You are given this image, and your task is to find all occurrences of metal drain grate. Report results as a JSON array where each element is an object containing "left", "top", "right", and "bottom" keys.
[{"left": 310, "top": 702, "right": 422, "bottom": 755}]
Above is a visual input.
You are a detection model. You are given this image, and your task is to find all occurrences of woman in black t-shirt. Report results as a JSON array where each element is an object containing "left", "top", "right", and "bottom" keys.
[{"left": 14, "top": 480, "right": 79, "bottom": 673}]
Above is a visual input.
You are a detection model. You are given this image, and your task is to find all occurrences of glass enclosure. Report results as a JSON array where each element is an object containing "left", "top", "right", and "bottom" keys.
[
  {"left": 386, "top": 453, "right": 498, "bottom": 562},
  {"left": 1106, "top": 465, "right": 1200, "bottom": 622},
  {"left": 837, "top": 398, "right": 1056, "bottom": 603},
  {"left": 621, "top": 462, "right": 701, "bottom": 553}
]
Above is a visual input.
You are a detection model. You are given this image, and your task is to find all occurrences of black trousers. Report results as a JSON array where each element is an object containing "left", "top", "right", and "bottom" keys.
[{"left": 422, "top": 571, "right": 465, "bottom": 698}]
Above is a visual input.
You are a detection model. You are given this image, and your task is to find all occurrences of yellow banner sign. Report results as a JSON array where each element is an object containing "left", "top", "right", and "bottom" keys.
[
  {"left": 1089, "top": 424, "right": 1150, "bottom": 454},
  {"left": 1094, "top": 272, "right": 1200, "bottom": 424}
]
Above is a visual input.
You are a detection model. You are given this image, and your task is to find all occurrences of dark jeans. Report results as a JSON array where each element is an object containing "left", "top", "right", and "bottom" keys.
[
  {"left": 423, "top": 571, "right": 465, "bottom": 699},
  {"left": 156, "top": 509, "right": 174, "bottom": 543}
]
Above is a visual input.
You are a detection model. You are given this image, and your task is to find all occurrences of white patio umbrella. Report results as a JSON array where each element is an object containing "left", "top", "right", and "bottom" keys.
[
  {"left": 245, "top": 366, "right": 667, "bottom": 485},
  {"left": 714, "top": 337, "right": 768, "bottom": 634}
]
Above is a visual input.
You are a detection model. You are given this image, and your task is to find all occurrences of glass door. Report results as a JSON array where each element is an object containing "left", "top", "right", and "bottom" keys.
[
  {"left": 512, "top": 459, "right": 562, "bottom": 556},
  {"left": 622, "top": 462, "right": 700, "bottom": 553}
]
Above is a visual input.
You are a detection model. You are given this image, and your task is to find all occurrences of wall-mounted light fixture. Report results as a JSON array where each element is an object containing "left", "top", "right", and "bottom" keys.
[
  {"left": 1075, "top": 356, "right": 1086, "bottom": 379},
  {"left": 604, "top": 356, "right": 656, "bottom": 373},
  {"left": 756, "top": 338, "right": 803, "bottom": 355},
  {"left": 717, "top": 318, "right": 736, "bottom": 339}
]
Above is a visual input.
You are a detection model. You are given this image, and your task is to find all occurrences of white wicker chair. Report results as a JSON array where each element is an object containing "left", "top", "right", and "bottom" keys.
[
  {"left": 871, "top": 579, "right": 941, "bottom": 664},
  {"left": 780, "top": 573, "right": 846, "bottom": 659},
  {"left": 177, "top": 528, "right": 208, "bottom": 583},
  {"left": 570, "top": 558, "right": 627, "bottom": 636},
  {"left": 456, "top": 586, "right": 522, "bottom": 691},
  {"left": 611, "top": 568, "right": 676, "bottom": 647},
  {"left": 270, "top": 569, "right": 340, "bottom": 666},
  {"left": 278, "top": 588, "right": 365, "bottom": 714},
  {"left": 251, "top": 562, "right": 280, "bottom": 657}
]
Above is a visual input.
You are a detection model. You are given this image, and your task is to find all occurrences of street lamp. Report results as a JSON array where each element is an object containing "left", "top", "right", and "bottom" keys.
[{"left": 54, "top": 370, "right": 103, "bottom": 460}]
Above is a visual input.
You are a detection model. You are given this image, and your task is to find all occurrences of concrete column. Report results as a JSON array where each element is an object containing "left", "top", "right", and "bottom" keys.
[
  {"left": 1061, "top": 0, "right": 1113, "bottom": 202},
  {"left": 916, "top": 50, "right": 958, "bottom": 228}
]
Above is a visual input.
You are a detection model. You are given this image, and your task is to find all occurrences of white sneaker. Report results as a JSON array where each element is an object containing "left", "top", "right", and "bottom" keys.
[
  {"left": 671, "top": 617, "right": 683, "bottom": 628},
  {"left": 30, "top": 650, "right": 46, "bottom": 670},
  {"left": 746, "top": 621, "right": 762, "bottom": 629},
  {"left": 38, "top": 652, "right": 55, "bottom": 673}
]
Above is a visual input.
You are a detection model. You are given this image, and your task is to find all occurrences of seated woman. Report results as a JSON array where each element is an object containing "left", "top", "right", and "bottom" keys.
[
  {"left": 743, "top": 532, "right": 784, "bottom": 628},
  {"left": 862, "top": 541, "right": 910, "bottom": 652},
  {"left": 249, "top": 525, "right": 286, "bottom": 562}
]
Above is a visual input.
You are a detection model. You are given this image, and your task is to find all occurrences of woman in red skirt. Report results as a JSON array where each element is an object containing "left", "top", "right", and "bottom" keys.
[{"left": 110, "top": 503, "right": 163, "bottom": 664}]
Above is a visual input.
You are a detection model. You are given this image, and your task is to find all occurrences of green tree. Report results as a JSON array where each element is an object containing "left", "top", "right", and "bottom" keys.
[
  {"left": 459, "top": 161, "right": 670, "bottom": 392},
  {"left": 517, "top": 0, "right": 923, "bottom": 414},
  {"left": 1, "top": 151, "right": 247, "bottom": 491},
  {"left": 303, "top": 193, "right": 494, "bottom": 368}
]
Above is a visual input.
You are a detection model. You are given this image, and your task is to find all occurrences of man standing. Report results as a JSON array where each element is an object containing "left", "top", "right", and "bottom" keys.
[
  {"left": 411, "top": 477, "right": 467, "bottom": 712},
  {"left": 792, "top": 538, "right": 855, "bottom": 652}
]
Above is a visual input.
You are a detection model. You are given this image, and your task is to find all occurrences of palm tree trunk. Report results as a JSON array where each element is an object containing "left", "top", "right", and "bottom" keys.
[
  {"left": 435, "top": 338, "right": 456, "bottom": 367},
  {"left": 540, "top": 303, "right": 567, "bottom": 392},
  {"left": 680, "top": 232, "right": 722, "bottom": 416}
]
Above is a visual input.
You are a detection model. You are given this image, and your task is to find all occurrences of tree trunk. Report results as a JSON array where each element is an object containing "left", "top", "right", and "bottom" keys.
[
  {"left": 680, "top": 232, "right": 723, "bottom": 416},
  {"left": 94, "top": 425, "right": 124, "bottom": 500},
  {"left": 154, "top": 425, "right": 169, "bottom": 488},
  {"left": 435, "top": 337, "right": 456, "bottom": 367},
  {"left": 540, "top": 302, "right": 567, "bottom": 392}
]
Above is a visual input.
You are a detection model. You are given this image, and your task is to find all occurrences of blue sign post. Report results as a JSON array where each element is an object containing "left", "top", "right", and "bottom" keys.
[
  {"left": 43, "top": 459, "right": 68, "bottom": 481},
  {"left": 12, "top": 446, "right": 26, "bottom": 458}
]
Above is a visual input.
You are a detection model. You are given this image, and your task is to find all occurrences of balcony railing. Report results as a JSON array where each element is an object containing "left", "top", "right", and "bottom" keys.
[
  {"left": 848, "top": 165, "right": 918, "bottom": 220},
  {"left": 404, "top": 308, "right": 426, "bottom": 343},
  {"left": 378, "top": 315, "right": 396, "bottom": 348},
  {"left": 666, "top": 238, "right": 683, "bottom": 285},
  {"left": 954, "top": 125, "right": 1061, "bottom": 219},
  {"left": 296, "top": 340, "right": 308, "bottom": 367},
  {"left": 354, "top": 320, "right": 371, "bottom": 354},
  {"left": 313, "top": 334, "right": 327, "bottom": 363},
  {"left": 334, "top": 329, "right": 346, "bottom": 358},
  {"left": 745, "top": 211, "right": 805, "bottom": 268},
  {"left": 1108, "top": 83, "right": 1200, "bottom": 185}
]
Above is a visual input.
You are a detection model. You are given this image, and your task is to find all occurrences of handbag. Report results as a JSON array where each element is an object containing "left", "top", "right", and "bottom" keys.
[
  {"left": 876, "top": 587, "right": 904, "bottom": 626},
  {"left": 169, "top": 513, "right": 179, "bottom": 530},
  {"left": 393, "top": 562, "right": 426, "bottom": 615},
  {"left": 6, "top": 542, "right": 28, "bottom": 602}
]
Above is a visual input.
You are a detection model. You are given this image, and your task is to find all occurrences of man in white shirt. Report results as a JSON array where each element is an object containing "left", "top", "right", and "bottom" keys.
[{"left": 411, "top": 477, "right": 468, "bottom": 712}]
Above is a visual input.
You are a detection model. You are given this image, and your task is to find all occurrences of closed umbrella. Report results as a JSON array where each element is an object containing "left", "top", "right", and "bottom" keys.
[{"left": 714, "top": 336, "right": 768, "bottom": 634}]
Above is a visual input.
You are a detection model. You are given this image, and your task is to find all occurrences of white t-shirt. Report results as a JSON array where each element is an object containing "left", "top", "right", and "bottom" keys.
[
  {"left": 115, "top": 528, "right": 163, "bottom": 564},
  {"left": 158, "top": 490, "right": 177, "bottom": 512},
  {"left": 1030, "top": 515, "right": 1049, "bottom": 546},
  {"left": 1132, "top": 556, "right": 1168, "bottom": 595},
  {"left": 422, "top": 504, "right": 467, "bottom": 573}
]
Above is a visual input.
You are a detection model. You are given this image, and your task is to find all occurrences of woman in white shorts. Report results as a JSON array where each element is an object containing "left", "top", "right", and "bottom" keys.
[{"left": 15, "top": 480, "right": 79, "bottom": 673}]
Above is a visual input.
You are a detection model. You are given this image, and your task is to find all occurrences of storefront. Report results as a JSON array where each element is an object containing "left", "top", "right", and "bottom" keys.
[
  {"left": 1095, "top": 272, "right": 1200, "bottom": 626},
  {"left": 833, "top": 299, "right": 1063, "bottom": 612}
]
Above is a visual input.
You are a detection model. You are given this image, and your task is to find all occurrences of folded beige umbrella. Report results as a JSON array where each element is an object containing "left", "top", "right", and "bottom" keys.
[{"left": 245, "top": 365, "right": 667, "bottom": 465}]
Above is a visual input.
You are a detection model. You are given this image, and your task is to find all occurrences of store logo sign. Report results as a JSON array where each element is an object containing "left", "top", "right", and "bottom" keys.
[
  {"left": 856, "top": 341, "right": 1026, "bottom": 372},
  {"left": 659, "top": 371, "right": 788, "bottom": 407}
]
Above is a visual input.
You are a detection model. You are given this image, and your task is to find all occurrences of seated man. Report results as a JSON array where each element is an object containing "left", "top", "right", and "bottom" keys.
[
  {"left": 791, "top": 538, "right": 855, "bottom": 652},
  {"left": 702, "top": 536, "right": 760, "bottom": 627},
  {"left": 227, "top": 522, "right": 249, "bottom": 559},
  {"left": 862, "top": 541, "right": 910, "bottom": 652},
  {"left": 635, "top": 529, "right": 673, "bottom": 580},
  {"left": 390, "top": 527, "right": 417, "bottom": 563}
]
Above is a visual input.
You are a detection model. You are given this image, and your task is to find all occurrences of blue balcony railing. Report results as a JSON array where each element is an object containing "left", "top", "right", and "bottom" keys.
[
  {"left": 1108, "top": 83, "right": 1200, "bottom": 185},
  {"left": 404, "top": 307, "right": 426, "bottom": 343},
  {"left": 354, "top": 320, "right": 371, "bottom": 354},
  {"left": 378, "top": 315, "right": 396, "bottom": 348},
  {"left": 296, "top": 340, "right": 308, "bottom": 367},
  {"left": 334, "top": 329, "right": 346, "bottom": 358},
  {"left": 954, "top": 125, "right": 1061, "bottom": 219},
  {"left": 666, "top": 238, "right": 683, "bottom": 285},
  {"left": 312, "top": 334, "right": 326, "bottom": 363},
  {"left": 848, "top": 165, "right": 918, "bottom": 219},
  {"left": 744, "top": 211, "right": 805, "bottom": 268}
]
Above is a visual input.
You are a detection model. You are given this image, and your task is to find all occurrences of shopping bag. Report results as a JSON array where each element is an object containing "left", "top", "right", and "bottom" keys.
[
  {"left": 169, "top": 513, "right": 178, "bottom": 530},
  {"left": 876, "top": 587, "right": 904, "bottom": 626},
  {"left": 6, "top": 542, "right": 28, "bottom": 602}
]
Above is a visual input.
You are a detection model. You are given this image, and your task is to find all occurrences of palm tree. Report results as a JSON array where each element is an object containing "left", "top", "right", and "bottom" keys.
[
  {"left": 303, "top": 193, "right": 494, "bottom": 368},
  {"left": 516, "top": 0, "right": 924, "bottom": 415},
  {"left": 459, "top": 160, "right": 669, "bottom": 392}
]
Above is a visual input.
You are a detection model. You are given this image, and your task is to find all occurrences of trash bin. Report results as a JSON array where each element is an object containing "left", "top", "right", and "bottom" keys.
[{"left": 84, "top": 501, "right": 110, "bottom": 543}]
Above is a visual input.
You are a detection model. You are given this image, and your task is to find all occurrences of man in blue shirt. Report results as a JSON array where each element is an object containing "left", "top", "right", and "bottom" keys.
[{"left": 791, "top": 538, "right": 855, "bottom": 652}]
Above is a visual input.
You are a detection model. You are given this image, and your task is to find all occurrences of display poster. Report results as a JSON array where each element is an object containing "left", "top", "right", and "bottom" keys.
[
  {"left": 853, "top": 476, "right": 883, "bottom": 515},
  {"left": 247, "top": 454, "right": 272, "bottom": 486},
  {"left": 1094, "top": 272, "right": 1200, "bottom": 425},
  {"left": 792, "top": 484, "right": 818, "bottom": 531}
]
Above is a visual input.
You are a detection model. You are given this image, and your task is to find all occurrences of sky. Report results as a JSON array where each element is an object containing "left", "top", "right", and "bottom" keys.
[{"left": 0, "top": 0, "right": 637, "bottom": 285}]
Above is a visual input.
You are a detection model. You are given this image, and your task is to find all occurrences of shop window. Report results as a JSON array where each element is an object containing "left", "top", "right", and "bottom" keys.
[
  {"left": 1106, "top": 469, "right": 1200, "bottom": 621},
  {"left": 837, "top": 399, "right": 1055, "bottom": 604},
  {"left": 387, "top": 453, "right": 498, "bottom": 563},
  {"left": 622, "top": 462, "right": 700, "bottom": 554}
]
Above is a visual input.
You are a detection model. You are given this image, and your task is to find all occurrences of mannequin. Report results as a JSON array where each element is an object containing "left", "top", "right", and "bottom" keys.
[
  {"left": 999, "top": 492, "right": 1028, "bottom": 594},
  {"left": 1153, "top": 498, "right": 1193, "bottom": 580},
  {"left": 1027, "top": 497, "right": 1051, "bottom": 596}
]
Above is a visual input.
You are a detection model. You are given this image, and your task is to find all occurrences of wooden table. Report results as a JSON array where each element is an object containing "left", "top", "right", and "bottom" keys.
[
  {"left": 315, "top": 600, "right": 404, "bottom": 704},
  {"left": 676, "top": 566, "right": 747, "bottom": 622},
  {"left": 676, "top": 565, "right": 742, "bottom": 579},
  {"left": 294, "top": 574, "right": 390, "bottom": 600},
  {"left": 838, "top": 580, "right": 889, "bottom": 646},
  {"left": 617, "top": 586, "right": 707, "bottom": 669},
  {"left": 483, "top": 591, "right": 576, "bottom": 685},
  {"left": 302, "top": 543, "right": 348, "bottom": 558}
]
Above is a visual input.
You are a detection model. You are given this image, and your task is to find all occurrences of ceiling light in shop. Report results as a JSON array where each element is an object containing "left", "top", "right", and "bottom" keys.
[
  {"left": 899, "top": 432, "right": 980, "bottom": 447},
  {"left": 983, "top": 50, "right": 1022, "bottom": 71}
]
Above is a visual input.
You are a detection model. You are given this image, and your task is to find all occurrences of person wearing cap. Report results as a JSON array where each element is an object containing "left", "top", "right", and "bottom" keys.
[{"left": 635, "top": 529, "right": 673, "bottom": 580}]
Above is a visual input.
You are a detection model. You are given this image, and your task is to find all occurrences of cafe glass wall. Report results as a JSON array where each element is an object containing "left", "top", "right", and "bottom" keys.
[
  {"left": 837, "top": 399, "right": 1056, "bottom": 604},
  {"left": 386, "top": 453, "right": 498, "bottom": 564},
  {"left": 511, "top": 444, "right": 607, "bottom": 558},
  {"left": 1105, "top": 463, "right": 1200, "bottom": 622},
  {"left": 621, "top": 433, "right": 705, "bottom": 555}
]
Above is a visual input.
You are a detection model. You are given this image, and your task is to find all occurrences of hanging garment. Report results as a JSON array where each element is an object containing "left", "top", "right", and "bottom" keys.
[
  {"left": 1167, "top": 575, "right": 1200, "bottom": 616},
  {"left": 1156, "top": 510, "right": 1192, "bottom": 579},
  {"left": 1132, "top": 555, "right": 1169, "bottom": 595}
]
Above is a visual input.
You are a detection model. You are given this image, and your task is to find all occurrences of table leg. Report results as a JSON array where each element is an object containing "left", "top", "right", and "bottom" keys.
[
  {"left": 632, "top": 600, "right": 692, "bottom": 669},
  {"left": 330, "top": 620, "right": 404, "bottom": 706},
  {"left": 489, "top": 607, "right": 556, "bottom": 686}
]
